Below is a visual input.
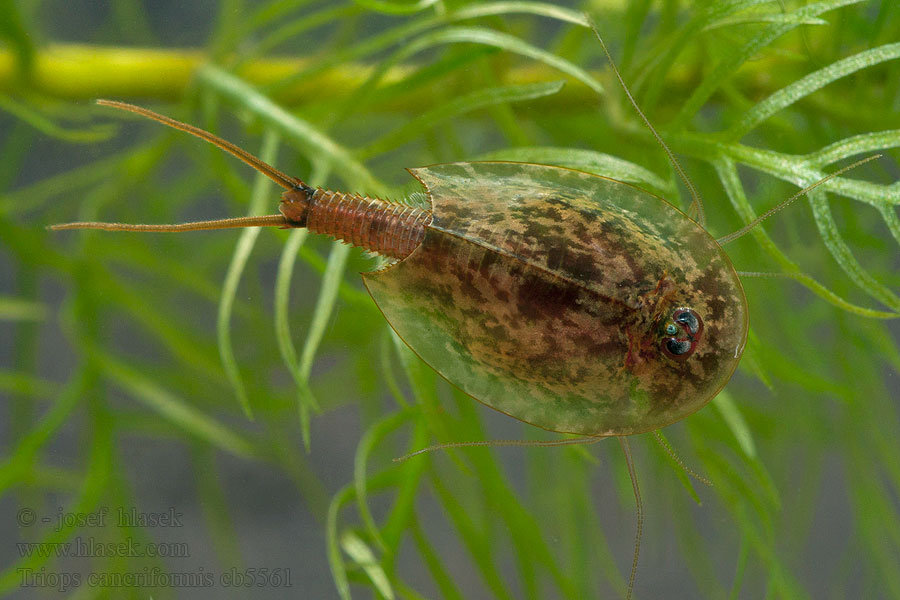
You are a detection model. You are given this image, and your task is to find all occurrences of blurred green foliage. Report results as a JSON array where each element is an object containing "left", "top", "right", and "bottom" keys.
[{"left": 1, "top": 0, "right": 899, "bottom": 598}]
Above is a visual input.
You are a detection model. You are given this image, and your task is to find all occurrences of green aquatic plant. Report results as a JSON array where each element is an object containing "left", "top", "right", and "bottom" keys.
[{"left": 1, "top": 0, "right": 899, "bottom": 598}]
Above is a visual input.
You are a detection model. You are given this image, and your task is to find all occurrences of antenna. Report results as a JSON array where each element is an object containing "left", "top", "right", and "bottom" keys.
[
  {"left": 589, "top": 21, "right": 706, "bottom": 225},
  {"left": 716, "top": 155, "right": 881, "bottom": 245},
  {"left": 95, "top": 100, "right": 304, "bottom": 191},
  {"left": 50, "top": 214, "right": 288, "bottom": 233}
]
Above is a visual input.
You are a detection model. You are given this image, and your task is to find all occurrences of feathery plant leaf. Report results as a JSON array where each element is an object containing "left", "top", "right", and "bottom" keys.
[
  {"left": 636, "top": 0, "right": 783, "bottom": 110},
  {"left": 353, "top": 410, "right": 413, "bottom": 551},
  {"left": 274, "top": 228, "right": 317, "bottom": 446},
  {"left": 703, "top": 13, "right": 827, "bottom": 31},
  {"left": 451, "top": 2, "right": 588, "bottom": 25},
  {"left": 712, "top": 391, "right": 757, "bottom": 459},
  {"left": 806, "top": 130, "right": 900, "bottom": 167},
  {"left": 0, "top": 296, "right": 46, "bottom": 321},
  {"left": 397, "top": 26, "right": 604, "bottom": 94},
  {"left": 358, "top": 80, "right": 566, "bottom": 160},
  {"left": 339, "top": 530, "right": 396, "bottom": 599},
  {"left": 262, "top": 2, "right": 589, "bottom": 96},
  {"left": 98, "top": 352, "right": 257, "bottom": 459},
  {"left": 327, "top": 485, "right": 356, "bottom": 600},
  {"left": 217, "top": 129, "right": 281, "bottom": 419},
  {"left": 727, "top": 42, "right": 900, "bottom": 139},
  {"left": 0, "top": 369, "right": 59, "bottom": 398},
  {"left": 713, "top": 156, "right": 897, "bottom": 318},
  {"left": 0, "top": 94, "right": 114, "bottom": 142},
  {"left": 196, "top": 64, "right": 382, "bottom": 191},
  {"left": 351, "top": 0, "right": 440, "bottom": 15},
  {"left": 671, "top": 0, "right": 866, "bottom": 128},
  {"left": 478, "top": 146, "right": 677, "bottom": 197},
  {"left": 807, "top": 189, "right": 900, "bottom": 312},
  {"left": 300, "top": 243, "right": 351, "bottom": 383}
]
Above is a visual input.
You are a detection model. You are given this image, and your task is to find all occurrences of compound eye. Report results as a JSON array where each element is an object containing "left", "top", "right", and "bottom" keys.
[
  {"left": 674, "top": 308, "right": 701, "bottom": 335},
  {"left": 660, "top": 307, "right": 703, "bottom": 361},
  {"left": 665, "top": 338, "right": 692, "bottom": 356}
]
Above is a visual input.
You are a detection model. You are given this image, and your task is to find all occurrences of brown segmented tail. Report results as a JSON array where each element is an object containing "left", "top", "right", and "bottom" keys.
[{"left": 301, "top": 190, "right": 431, "bottom": 260}]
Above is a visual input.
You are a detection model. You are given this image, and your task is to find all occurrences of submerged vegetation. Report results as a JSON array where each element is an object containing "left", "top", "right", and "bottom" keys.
[{"left": 1, "top": 0, "right": 899, "bottom": 598}]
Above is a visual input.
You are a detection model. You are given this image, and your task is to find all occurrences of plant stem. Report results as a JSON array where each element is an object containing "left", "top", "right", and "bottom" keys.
[{"left": 2, "top": 42, "right": 823, "bottom": 109}]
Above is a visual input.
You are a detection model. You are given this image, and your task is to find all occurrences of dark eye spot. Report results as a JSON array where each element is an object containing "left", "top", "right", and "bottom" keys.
[
  {"left": 660, "top": 307, "right": 703, "bottom": 362},
  {"left": 674, "top": 309, "right": 701, "bottom": 335},
  {"left": 666, "top": 339, "right": 692, "bottom": 356}
]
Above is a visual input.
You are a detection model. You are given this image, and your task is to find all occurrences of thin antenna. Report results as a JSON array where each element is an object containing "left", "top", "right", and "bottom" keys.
[
  {"left": 716, "top": 155, "right": 881, "bottom": 246},
  {"left": 618, "top": 436, "right": 642, "bottom": 600},
  {"left": 50, "top": 214, "right": 288, "bottom": 233},
  {"left": 95, "top": 100, "right": 304, "bottom": 191},
  {"left": 589, "top": 21, "right": 706, "bottom": 226}
]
